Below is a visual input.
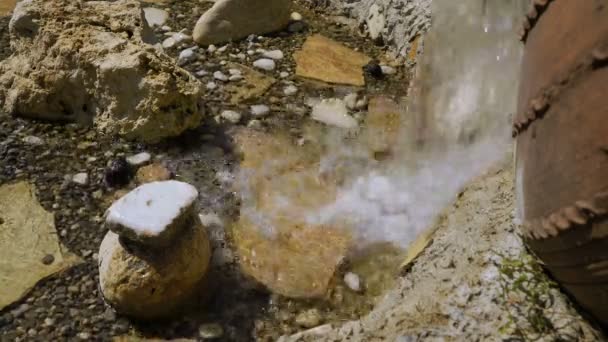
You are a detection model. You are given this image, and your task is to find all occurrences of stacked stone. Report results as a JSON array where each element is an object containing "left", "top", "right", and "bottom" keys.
[{"left": 98, "top": 180, "right": 211, "bottom": 320}]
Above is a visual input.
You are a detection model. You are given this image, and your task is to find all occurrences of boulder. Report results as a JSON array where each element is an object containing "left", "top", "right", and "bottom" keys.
[
  {"left": 193, "top": 0, "right": 292, "bottom": 46},
  {"left": 0, "top": 0, "right": 204, "bottom": 143},
  {"left": 98, "top": 224, "right": 210, "bottom": 319}
]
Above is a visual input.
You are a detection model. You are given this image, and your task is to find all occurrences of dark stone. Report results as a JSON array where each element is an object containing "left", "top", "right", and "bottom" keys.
[
  {"left": 103, "top": 157, "right": 133, "bottom": 188},
  {"left": 363, "top": 59, "right": 384, "bottom": 79},
  {"left": 41, "top": 254, "right": 55, "bottom": 265}
]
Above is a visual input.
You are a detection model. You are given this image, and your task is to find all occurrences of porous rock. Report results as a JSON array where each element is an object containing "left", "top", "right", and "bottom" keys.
[
  {"left": 98, "top": 223, "right": 211, "bottom": 319},
  {"left": 193, "top": 0, "right": 292, "bottom": 46},
  {"left": 0, "top": 0, "right": 204, "bottom": 143}
]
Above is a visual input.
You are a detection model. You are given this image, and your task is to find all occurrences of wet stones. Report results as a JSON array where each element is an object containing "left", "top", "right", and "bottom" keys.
[
  {"left": 104, "top": 158, "right": 133, "bottom": 188},
  {"left": 98, "top": 180, "right": 211, "bottom": 319}
]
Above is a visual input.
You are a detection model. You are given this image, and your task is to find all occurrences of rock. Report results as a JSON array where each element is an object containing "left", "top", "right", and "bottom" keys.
[
  {"left": 199, "top": 323, "right": 224, "bottom": 339},
  {"left": 178, "top": 48, "right": 196, "bottom": 66},
  {"left": 367, "top": 4, "right": 385, "bottom": 41},
  {"left": 344, "top": 272, "right": 362, "bottom": 292},
  {"left": 380, "top": 65, "right": 396, "bottom": 75},
  {"left": 250, "top": 104, "right": 270, "bottom": 117},
  {"left": 344, "top": 93, "right": 358, "bottom": 110},
  {"left": 136, "top": 163, "right": 172, "bottom": 184},
  {"left": 104, "top": 157, "right": 133, "bottom": 188},
  {"left": 220, "top": 110, "right": 241, "bottom": 124},
  {"left": 228, "top": 68, "right": 242, "bottom": 76},
  {"left": 288, "top": 21, "right": 307, "bottom": 33},
  {"left": 206, "top": 82, "right": 218, "bottom": 90},
  {"left": 363, "top": 96, "right": 402, "bottom": 155},
  {"left": 22, "top": 135, "right": 43, "bottom": 145},
  {"left": 229, "top": 74, "right": 243, "bottom": 81},
  {"left": 0, "top": 0, "right": 16, "bottom": 16},
  {"left": 291, "top": 12, "right": 303, "bottom": 21},
  {"left": 0, "top": 182, "right": 82, "bottom": 310},
  {"left": 213, "top": 71, "right": 228, "bottom": 82},
  {"left": 126, "top": 152, "right": 151, "bottom": 166},
  {"left": 72, "top": 173, "right": 89, "bottom": 185},
  {"left": 363, "top": 59, "right": 383, "bottom": 79},
  {"left": 311, "top": 99, "right": 358, "bottom": 129},
  {"left": 162, "top": 36, "right": 177, "bottom": 49},
  {"left": 294, "top": 35, "right": 371, "bottom": 86},
  {"left": 105, "top": 180, "right": 199, "bottom": 246},
  {"left": 196, "top": 69, "right": 209, "bottom": 77},
  {"left": 262, "top": 49, "right": 284, "bottom": 60},
  {"left": 225, "top": 63, "right": 276, "bottom": 105},
  {"left": 193, "top": 0, "right": 292, "bottom": 45},
  {"left": 295, "top": 309, "right": 322, "bottom": 328},
  {"left": 279, "top": 71, "right": 290, "bottom": 78},
  {"left": 143, "top": 7, "right": 168, "bottom": 28},
  {"left": 207, "top": 44, "right": 217, "bottom": 53},
  {"left": 99, "top": 222, "right": 211, "bottom": 319},
  {"left": 253, "top": 58, "right": 276, "bottom": 71},
  {"left": 283, "top": 85, "right": 298, "bottom": 96},
  {"left": 0, "top": 0, "right": 204, "bottom": 143}
]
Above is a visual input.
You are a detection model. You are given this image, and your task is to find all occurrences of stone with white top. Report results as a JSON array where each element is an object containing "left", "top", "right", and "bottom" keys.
[
  {"left": 250, "top": 104, "right": 270, "bottom": 117},
  {"left": 143, "top": 7, "right": 168, "bottom": 28},
  {"left": 253, "top": 58, "right": 276, "bottom": 71},
  {"left": 104, "top": 180, "right": 198, "bottom": 246},
  {"left": 311, "top": 98, "right": 358, "bottom": 129},
  {"left": 220, "top": 110, "right": 241, "bottom": 123},
  {"left": 72, "top": 173, "right": 89, "bottom": 185},
  {"left": 213, "top": 71, "right": 228, "bottom": 81},
  {"left": 126, "top": 152, "right": 151, "bottom": 166},
  {"left": 262, "top": 50, "right": 284, "bottom": 60}
]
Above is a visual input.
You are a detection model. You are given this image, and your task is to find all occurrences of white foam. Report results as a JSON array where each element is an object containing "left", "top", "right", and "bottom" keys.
[{"left": 106, "top": 180, "right": 198, "bottom": 237}]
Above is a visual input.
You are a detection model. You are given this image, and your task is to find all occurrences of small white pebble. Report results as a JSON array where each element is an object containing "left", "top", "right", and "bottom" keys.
[
  {"left": 72, "top": 173, "right": 89, "bottom": 185},
  {"left": 217, "top": 45, "right": 228, "bottom": 53},
  {"left": 126, "top": 152, "right": 151, "bottom": 166},
  {"left": 213, "top": 71, "right": 228, "bottom": 81},
  {"left": 228, "top": 68, "right": 242, "bottom": 76},
  {"left": 206, "top": 82, "right": 217, "bottom": 90},
  {"left": 279, "top": 71, "right": 289, "bottom": 78},
  {"left": 291, "top": 12, "right": 303, "bottom": 21},
  {"left": 381, "top": 65, "right": 397, "bottom": 75},
  {"left": 220, "top": 110, "right": 241, "bottom": 124},
  {"left": 262, "top": 49, "right": 284, "bottom": 60},
  {"left": 247, "top": 119, "right": 263, "bottom": 129},
  {"left": 177, "top": 48, "right": 196, "bottom": 66},
  {"left": 344, "top": 272, "right": 362, "bottom": 292},
  {"left": 250, "top": 104, "right": 270, "bottom": 117},
  {"left": 283, "top": 85, "right": 298, "bottom": 96},
  {"left": 160, "top": 25, "right": 171, "bottom": 32},
  {"left": 236, "top": 53, "right": 246, "bottom": 60},
  {"left": 195, "top": 69, "right": 209, "bottom": 77},
  {"left": 229, "top": 75, "right": 243, "bottom": 82},
  {"left": 22, "top": 135, "right": 44, "bottom": 145},
  {"left": 253, "top": 58, "right": 276, "bottom": 71},
  {"left": 247, "top": 50, "right": 255, "bottom": 56},
  {"left": 207, "top": 44, "right": 217, "bottom": 53}
]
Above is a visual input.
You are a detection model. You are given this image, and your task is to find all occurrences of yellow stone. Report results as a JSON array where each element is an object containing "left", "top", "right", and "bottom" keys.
[
  {"left": 0, "top": 182, "right": 82, "bottom": 310},
  {"left": 225, "top": 63, "right": 276, "bottom": 105},
  {"left": 294, "top": 34, "right": 371, "bottom": 86},
  {"left": 136, "top": 163, "right": 172, "bottom": 184},
  {"left": 0, "top": 0, "right": 16, "bottom": 16}
]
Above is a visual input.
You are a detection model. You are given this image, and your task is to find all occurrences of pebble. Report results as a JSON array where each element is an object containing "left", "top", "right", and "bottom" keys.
[
  {"left": 206, "top": 82, "right": 218, "bottom": 90},
  {"left": 262, "top": 49, "right": 284, "bottom": 60},
  {"left": 236, "top": 53, "right": 246, "bottom": 60},
  {"left": 250, "top": 104, "right": 270, "bottom": 117},
  {"left": 295, "top": 309, "right": 322, "bottom": 328},
  {"left": 228, "top": 68, "right": 242, "bottom": 76},
  {"left": 217, "top": 45, "right": 228, "bottom": 53},
  {"left": 160, "top": 25, "right": 171, "bottom": 32},
  {"left": 11, "top": 304, "right": 29, "bottom": 318},
  {"left": 77, "top": 332, "right": 91, "bottom": 340},
  {"left": 213, "top": 71, "right": 228, "bottom": 82},
  {"left": 291, "top": 12, "right": 303, "bottom": 21},
  {"left": 220, "top": 110, "right": 242, "bottom": 124},
  {"left": 199, "top": 323, "right": 224, "bottom": 339},
  {"left": 126, "top": 152, "right": 151, "bottom": 166},
  {"left": 72, "top": 173, "right": 89, "bottom": 185},
  {"left": 195, "top": 69, "right": 209, "bottom": 77},
  {"left": 43, "top": 317, "right": 55, "bottom": 327},
  {"left": 22, "top": 135, "right": 44, "bottom": 145},
  {"left": 344, "top": 272, "right": 362, "bottom": 292},
  {"left": 279, "top": 71, "right": 289, "bottom": 78},
  {"left": 162, "top": 36, "right": 176, "bottom": 49},
  {"left": 253, "top": 58, "right": 276, "bottom": 71},
  {"left": 178, "top": 49, "right": 196, "bottom": 66},
  {"left": 381, "top": 65, "right": 397, "bottom": 75},
  {"left": 104, "top": 157, "right": 133, "bottom": 188},
  {"left": 288, "top": 21, "right": 307, "bottom": 33},
  {"left": 283, "top": 85, "right": 298, "bottom": 96},
  {"left": 208, "top": 44, "right": 217, "bottom": 53},
  {"left": 229, "top": 75, "right": 243, "bottom": 81},
  {"left": 247, "top": 119, "right": 262, "bottom": 129}
]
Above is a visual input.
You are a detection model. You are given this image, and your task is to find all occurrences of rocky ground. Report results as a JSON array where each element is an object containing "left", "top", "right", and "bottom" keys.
[{"left": 0, "top": 0, "right": 414, "bottom": 341}]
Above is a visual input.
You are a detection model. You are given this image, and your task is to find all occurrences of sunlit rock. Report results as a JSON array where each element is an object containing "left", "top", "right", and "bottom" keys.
[
  {"left": 143, "top": 7, "right": 168, "bottom": 28},
  {"left": 0, "top": 0, "right": 204, "bottom": 143},
  {"left": 294, "top": 35, "right": 371, "bottom": 86},
  {"left": 311, "top": 99, "right": 358, "bottom": 129},
  {"left": 193, "top": 0, "right": 292, "bottom": 45},
  {"left": 225, "top": 63, "right": 276, "bottom": 105},
  {"left": 135, "top": 163, "right": 172, "bottom": 184}
]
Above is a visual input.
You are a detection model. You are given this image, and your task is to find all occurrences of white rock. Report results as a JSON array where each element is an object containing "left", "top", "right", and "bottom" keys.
[
  {"left": 199, "top": 212, "right": 224, "bottom": 227},
  {"left": 247, "top": 119, "right": 262, "bottom": 129},
  {"left": 220, "top": 110, "right": 241, "bottom": 123},
  {"left": 279, "top": 71, "right": 289, "bottom": 78},
  {"left": 126, "top": 152, "right": 151, "bottom": 166},
  {"left": 105, "top": 180, "right": 199, "bottom": 245},
  {"left": 247, "top": 50, "right": 255, "bottom": 56},
  {"left": 253, "top": 58, "right": 275, "bottom": 71},
  {"left": 177, "top": 48, "right": 196, "bottom": 66},
  {"left": 311, "top": 99, "right": 358, "bottom": 129},
  {"left": 236, "top": 53, "right": 246, "bottom": 60},
  {"left": 262, "top": 49, "right": 284, "bottom": 60},
  {"left": 161, "top": 25, "right": 171, "bottom": 32},
  {"left": 143, "top": 7, "right": 168, "bottom": 28},
  {"left": 228, "top": 68, "right": 241, "bottom": 76},
  {"left": 250, "top": 104, "right": 270, "bottom": 117},
  {"left": 356, "top": 96, "right": 369, "bottom": 110},
  {"left": 291, "top": 12, "right": 303, "bottom": 21},
  {"left": 283, "top": 85, "right": 298, "bottom": 96},
  {"left": 195, "top": 69, "right": 209, "bottom": 77},
  {"left": 213, "top": 71, "right": 228, "bottom": 81},
  {"left": 173, "top": 32, "right": 192, "bottom": 45},
  {"left": 344, "top": 93, "right": 358, "bottom": 110},
  {"left": 22, "top": 135, "right": 44, "bottom": 145},
  {"left": 381, "top": 65, "right": 396, "bottom": 75},
  {"left": 208, "top": 44, "right": 217, "bottom": 53},
  {"left": 228, "top": 75, "right": 243, "bottom": 81},
  {"left": 162, "top": 36, "right": 177, "bottom": 49},
  {"left": 367, "top": 3, "right": 385, "bottom": 41},
  {"left": 344, "top": 272, "right": 362, "bottom": 292},
  {"left": 217, "top": 45, "right": 228, "bottom": 53},
  {"left": 206, "top": 82, "right": 217, "bottom": 90},
  {"left": 72, "top": 173, "right": 88, "bottom": 185}
]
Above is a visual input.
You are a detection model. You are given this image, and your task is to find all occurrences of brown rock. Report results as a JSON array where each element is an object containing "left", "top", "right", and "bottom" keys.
[
  {"left": 0, "top": 0, "right": 16, "bottom": 15},
  {"left": 362, "top": 96, "right": 404, "bottom": 157},
  {"left": 225, "top": 63, "right": 276, "bottom": 105},
  {"left": 136, "top": 163, "right": 172, "bottom": 184},
  {"left": 294, "top": 35, "right": 371, "bottom": 86}
]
